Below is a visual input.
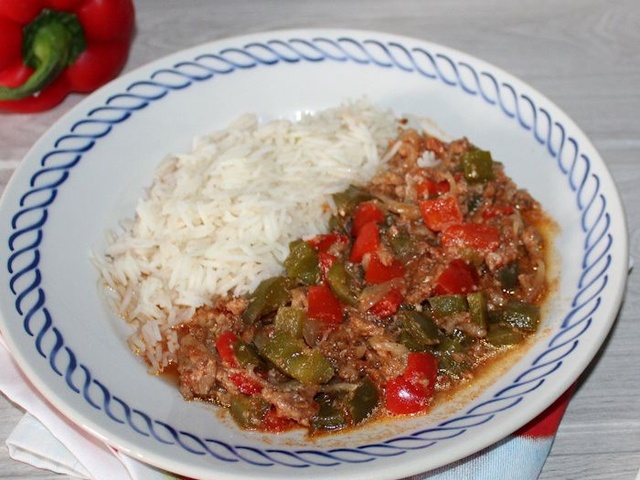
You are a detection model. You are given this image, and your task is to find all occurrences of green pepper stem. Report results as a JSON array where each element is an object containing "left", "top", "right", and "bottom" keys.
[{"left": 0, "top": 10, "right": 85, "bottom": 101}]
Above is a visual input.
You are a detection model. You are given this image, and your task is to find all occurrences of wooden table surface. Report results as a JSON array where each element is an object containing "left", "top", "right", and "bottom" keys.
[{"left": 1, "top": 1, "right": 639, "bottom": 479}]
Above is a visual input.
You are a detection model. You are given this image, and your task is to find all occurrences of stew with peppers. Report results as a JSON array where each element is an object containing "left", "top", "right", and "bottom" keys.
[{"left": 174, "top": 128, "right": 552, "bottom": 434}]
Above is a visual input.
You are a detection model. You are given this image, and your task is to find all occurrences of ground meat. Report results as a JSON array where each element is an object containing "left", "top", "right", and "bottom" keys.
[
  {"left": 319, "top": 311, "right": 387, "bottom": 382},
  {"left": 404, "top": 249, "right": 440, "bottom": 303},
  {"left": 171, "top": 126, "right": 553, "bottom": 435},
  {"left": 366, "top": 335, "right": 408, "bottom": 379},
  {"left": 260, "top": 385, "right": 319, "bottom": 426},
  {"left": 189, "top": 297, "right": 248, "bottom": 337},
  {"left": 176, "top": 331, "right": 218, "bottom": 400}
]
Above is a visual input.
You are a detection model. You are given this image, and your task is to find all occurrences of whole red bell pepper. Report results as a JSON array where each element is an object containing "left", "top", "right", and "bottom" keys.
[{"left": 0, "top": 0, "right": 135, "bottom": 113}]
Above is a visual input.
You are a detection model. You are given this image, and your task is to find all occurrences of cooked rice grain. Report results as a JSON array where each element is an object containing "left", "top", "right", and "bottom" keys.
[{"left": 94, "top": 100, "right": 398, "bottom": 371}]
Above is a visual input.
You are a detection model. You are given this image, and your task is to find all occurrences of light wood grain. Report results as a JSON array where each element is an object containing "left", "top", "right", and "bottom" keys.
[{"left": 1, "top": 1, "right": 639, "bottom": 479}]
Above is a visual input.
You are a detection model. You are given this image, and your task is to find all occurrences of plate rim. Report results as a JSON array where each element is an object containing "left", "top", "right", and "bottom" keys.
[{"left": 0, "top": 27, "right": 630, "bottom": 480}]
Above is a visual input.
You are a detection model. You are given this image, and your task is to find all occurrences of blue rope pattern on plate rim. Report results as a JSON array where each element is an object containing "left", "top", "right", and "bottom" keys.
[{"left": 4, "top": 34, "right": 613, "bottom": 469}]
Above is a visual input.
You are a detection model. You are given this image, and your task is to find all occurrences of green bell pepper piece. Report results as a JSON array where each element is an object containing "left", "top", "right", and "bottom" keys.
[
  {"left": 259, "top": 332, "right": 335, "bottom": 385},
  {"left": 285, "top": 239, "right": 321, "bottom": 286},
  {"left": 461, "top": 149, "right": 494, "bottom": 184},
  {"left": 311, "top": 393, "right": 348, "bottom": 432},
  {"left": 229, "top": 394, "right": 270, "bottom": 429},
  {"left": 497, "top": 262, "right": 520, "bottom": 291},
  {"left": 466, "top": 291, "right": 488, "bottom": 330},
  {"left": 429, "top": 294, "right": 468, "bottom": 318},
  {"left": 502, "top": 301, "right": 540, "bottom": 332},
  {"left": 326, "top": 261, "right": 358, "bottom": 305},
  {"left": 437, "top": 328, "right": 471, "bottom": 376},
  {"left": 310, "top": 378, "right": 380, "bottom": 432},
  {"left": 234, "top": 340, "right": 262, "bottom": 367},
  {"left": 287, "top": 350, "right": 335, "bottom": 385},
  {"left": 486, "top": 323, "right": 525, "bottom": 346},
  {"left": 387, "top": 226, "right": 415, "bottom": 261},
  {"left": 332, "top": 184, "right": 373, "bottom": 216},
  {"left": 274, "top": 306, "right": 307, "bottom": 338},
  {"left": 397, "top": 310, "right": 440, "bottom": 352},
  {"left": 350, "top": 377, "right": 380, "bottom": 424},
  {"left": 242, "top": 276, "right": 294, "bottom": 324}
]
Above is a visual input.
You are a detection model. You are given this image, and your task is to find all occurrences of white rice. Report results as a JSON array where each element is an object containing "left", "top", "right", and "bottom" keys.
[{"left": 94, "top": 99, "right": 399, "bottom": 372}]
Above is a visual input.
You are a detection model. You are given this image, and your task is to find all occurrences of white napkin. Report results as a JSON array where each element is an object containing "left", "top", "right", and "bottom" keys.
[
  {"left": 0, "top": 335, "right": 176, "bottom": 480},
  {"left": 7, "top": 413, "right": 91, "bottom": 478},
  {"left": 0, "top": 329, "right": 576, "bottom": 480},
  {"left": 2, "top": 261, "right": 633, "bottom": 479}
]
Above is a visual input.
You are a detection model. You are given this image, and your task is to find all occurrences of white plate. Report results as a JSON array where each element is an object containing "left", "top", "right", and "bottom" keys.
[{"left": 0, "top": 29, "right": 629, "bottom": 480}]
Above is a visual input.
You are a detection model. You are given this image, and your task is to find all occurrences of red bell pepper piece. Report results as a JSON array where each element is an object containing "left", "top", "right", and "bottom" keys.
[
  {"left": 216, "top": 331, "right": 240, "bottom": 368},
  {"left": 481, "top": 205, "right": 515, "bottom": 220},
  {"left": 365, "top": 253, "right": 405, "bottom": 285},
  {"left": 385, "top": 352, "right": 438, "bottom": 414},
  {"left": 434, "top": 259, "right": 478, "bottom": 295},
  {"left": 368, "top": 287, "right": 404, "bottom": 318},
  {"left": 441, "top": 223, "right": 501, "bottom": 251},
  {"left": 262, "top": 407, "right": 296, "bottom": 433},
  {"left": 416, "top": 179, "right": 450, "bottom": 199},
  {"left": 307, "top": 284, "right": 343, "bottom": 324},
  {"left": 229, "top": 372, "right": 262, "bottom": 395},
  {"left": 0, "top": 0, "right": 135, "bottom": 112},
  {"left": 216, "top": 331, "right": 263, "bottom": 394},
  {"left": 419, "top": 196, "right": 462, "bottom": 232},
  {"left": 318, "top": 251, "right": 337, "bottom": 284},
  {"left": 349, "top": 221, "right": 380, "bottom": 263},
  {"left": 352, "top": 201, "right": 384, "bottom": 237},
  {"left": 307, "top": 233, "right": 348, "bottom": 254}
]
